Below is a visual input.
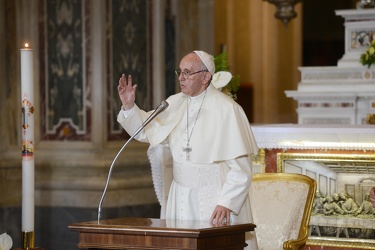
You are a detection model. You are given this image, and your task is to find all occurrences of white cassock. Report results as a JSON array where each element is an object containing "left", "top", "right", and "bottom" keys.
[{"left": 118, "top": 84, "right": 259, "bottom": 249}]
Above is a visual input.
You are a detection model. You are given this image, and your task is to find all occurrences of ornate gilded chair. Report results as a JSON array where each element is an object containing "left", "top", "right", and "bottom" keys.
[{"left": 249, "top": 173, "right": 317, "bottom": 250}]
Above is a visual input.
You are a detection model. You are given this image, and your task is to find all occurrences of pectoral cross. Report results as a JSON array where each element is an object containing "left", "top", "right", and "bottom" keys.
[{"left": 183, "top": 144, "right": 192, "bottom": 161}]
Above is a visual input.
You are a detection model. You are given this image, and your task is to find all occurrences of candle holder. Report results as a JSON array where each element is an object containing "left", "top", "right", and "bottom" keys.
[
  {"left": 14, "top": 248, "right": 44, "bottom": 250},
  {"left": 13, "top": 232, "right": 43, "bottom": 250},
  {"left": 22, "top": 231, "right": 34, "bottom": 249}
]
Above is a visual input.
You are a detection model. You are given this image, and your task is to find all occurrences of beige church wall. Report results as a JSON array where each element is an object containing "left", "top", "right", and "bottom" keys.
[{"left": 214, "top": 0, "right": 301, "bottom": 124}]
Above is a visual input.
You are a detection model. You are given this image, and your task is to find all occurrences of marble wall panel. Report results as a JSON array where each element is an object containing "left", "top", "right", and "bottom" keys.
[
  {"left": 39, "top": 0, "right": 92, "bottom": 141},
  {"left": 107, "top": 0, "right": 151, "bottom": 140}
]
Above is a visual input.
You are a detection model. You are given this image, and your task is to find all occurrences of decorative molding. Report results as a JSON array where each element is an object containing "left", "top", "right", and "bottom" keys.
[
  {"left": 252, "top": 124, "right": 375, "bottom": 151},
  {"left": 300, "top": 118, "right": 352, "bottom": 125},
  {"left": 299, "top": 102, "right": 354, "bottom": 108},
  {"left": 298, "top": 66, "right": 375, "bottom": 82}
]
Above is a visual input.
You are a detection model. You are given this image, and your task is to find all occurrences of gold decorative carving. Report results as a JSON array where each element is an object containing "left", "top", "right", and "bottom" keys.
[
  {"left": 251, "top": 148, "right": 265, "bottom": 165},
  {"left": 307, "top": 237, "right": 375, "bottom": 249},
  {"left": 366, "top": 114, "right": 375, "bottom": 124}
]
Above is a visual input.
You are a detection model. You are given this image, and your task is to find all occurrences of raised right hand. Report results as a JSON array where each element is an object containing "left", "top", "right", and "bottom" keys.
[{"left": 118, "top": 74, "right": 137, "bottom": 110}]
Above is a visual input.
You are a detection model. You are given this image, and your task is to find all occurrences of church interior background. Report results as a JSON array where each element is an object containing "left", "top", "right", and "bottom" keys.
[{"left": 1, "top": 0, "right": 375, "bottom": 249}]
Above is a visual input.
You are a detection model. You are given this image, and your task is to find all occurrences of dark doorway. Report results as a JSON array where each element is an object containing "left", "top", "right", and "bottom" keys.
[{"left": 302, "top": 1, "right": 356, "bottom": 66}]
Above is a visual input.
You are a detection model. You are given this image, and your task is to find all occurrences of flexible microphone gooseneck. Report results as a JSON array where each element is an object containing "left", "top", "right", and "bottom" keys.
[{"left": 97, "top": 100, "right": 169, "bottom": 223}]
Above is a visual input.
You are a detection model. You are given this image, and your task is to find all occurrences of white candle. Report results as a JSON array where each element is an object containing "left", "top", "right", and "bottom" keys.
[{"left": 21, "top": 43, "right": 35, "bottom": 233}]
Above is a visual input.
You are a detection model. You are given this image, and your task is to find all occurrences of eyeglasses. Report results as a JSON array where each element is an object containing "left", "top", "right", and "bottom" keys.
[{"left": 175, "top": 68, "right": 208, "bottom": 78}]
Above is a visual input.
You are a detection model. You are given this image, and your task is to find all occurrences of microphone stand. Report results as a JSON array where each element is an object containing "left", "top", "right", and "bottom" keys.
[{"left": 97, "top": 101, "right": 168, "bottom": 223}]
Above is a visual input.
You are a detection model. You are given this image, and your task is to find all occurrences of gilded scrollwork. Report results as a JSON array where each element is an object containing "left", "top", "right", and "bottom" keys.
[
  {"left": 251, "top": 148, "right": 265, "bottom": 165},
  {"left": 366, "top": 114, "right": 375, "bottom": 124}
]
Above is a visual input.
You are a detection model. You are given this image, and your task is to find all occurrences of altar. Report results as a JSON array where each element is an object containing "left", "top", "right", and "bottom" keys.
[
  {"left": 285, "top": 9, "right": 375, "bottom": 125},
  {"left": 251, "top": 123, "right": 375, "bottom": 249},
  {"left": 279, "top": 9, "right": 375, "bottom": 248},
  {"left": 278, "top": 10, "right": 375, "bottom": 248}
]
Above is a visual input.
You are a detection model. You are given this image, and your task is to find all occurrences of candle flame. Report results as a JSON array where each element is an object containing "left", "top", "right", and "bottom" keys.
[{"left": 25, "top": 43, "right": 29, "bottom": 48}]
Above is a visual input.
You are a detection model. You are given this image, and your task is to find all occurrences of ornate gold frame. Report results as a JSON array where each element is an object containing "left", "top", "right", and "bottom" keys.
[{"left": 277, "top": 152, "right": 375, "bottom": 249}]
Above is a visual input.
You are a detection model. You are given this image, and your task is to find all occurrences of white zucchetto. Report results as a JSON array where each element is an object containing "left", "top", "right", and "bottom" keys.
[{"left": 193, "top": 50, "right": 215, "bottom": 75}]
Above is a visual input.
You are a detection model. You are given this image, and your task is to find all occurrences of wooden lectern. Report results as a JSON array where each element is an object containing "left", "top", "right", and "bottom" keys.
[{"left": 69, "top": 217, "right": 255, "bottom": 250}]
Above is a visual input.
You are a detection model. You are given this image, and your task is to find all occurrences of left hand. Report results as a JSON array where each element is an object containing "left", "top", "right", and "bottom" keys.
[{"left": 210, "top": 205, "right": 231, "bottom": 225}]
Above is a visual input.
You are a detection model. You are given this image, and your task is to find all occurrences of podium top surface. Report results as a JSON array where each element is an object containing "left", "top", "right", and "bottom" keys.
[{"left": 69, "top": 217, "right": 255, "bottom": 237}]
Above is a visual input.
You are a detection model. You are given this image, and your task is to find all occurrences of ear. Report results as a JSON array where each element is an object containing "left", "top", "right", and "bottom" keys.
[{"left": 202, "top": 72, "right": 212, "bottom": 85}]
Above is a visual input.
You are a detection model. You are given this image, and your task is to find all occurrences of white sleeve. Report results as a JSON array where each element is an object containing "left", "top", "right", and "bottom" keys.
[
  {"left": 217, "top": 156, "right": 253, "bottom": 215},
  {"left": 121, "top": 106, "right": 133, "bottom": 118},
  {"left": 117, "top": 105, "right": 148, "bottom": 142}
]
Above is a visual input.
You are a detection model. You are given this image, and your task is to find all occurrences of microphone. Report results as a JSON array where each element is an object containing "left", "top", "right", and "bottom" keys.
[
  {"left": 130, "top": 100, "right": 169, "bottom": 138},
  {"left": 97, "top": 100, "right": 169, "bottom": 223}
]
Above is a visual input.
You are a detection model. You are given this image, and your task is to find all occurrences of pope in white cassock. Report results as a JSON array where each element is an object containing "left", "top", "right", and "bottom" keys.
[{"left": 117, "top": 50, "right": 259, "bottom": 249}]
